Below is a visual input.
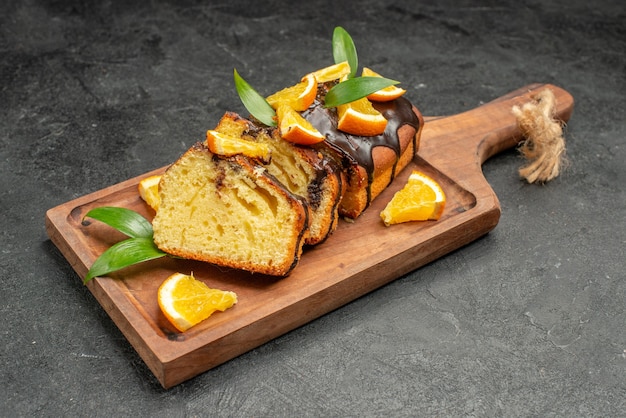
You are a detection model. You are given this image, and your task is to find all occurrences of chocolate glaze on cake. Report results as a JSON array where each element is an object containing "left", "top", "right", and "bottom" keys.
[{"left": 303, "top": 95, "right": 422, "bottom": 211}]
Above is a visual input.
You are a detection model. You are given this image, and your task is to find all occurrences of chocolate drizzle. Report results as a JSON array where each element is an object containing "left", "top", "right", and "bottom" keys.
[{"left": 303, "top": 96, "right": 421, "bottom": 208}]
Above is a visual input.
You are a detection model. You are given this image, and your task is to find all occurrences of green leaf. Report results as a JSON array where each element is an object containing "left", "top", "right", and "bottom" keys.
[
  {"left": 324, "top": 76, "right": 399, "bottom": 108},
  {"left": 233, "top": 68, "right": 277, "bottom": 127},
  {"left": 83, "top": 237, "right": 167, "bottom": 283},
  {"left": 332, "top": 26, "right": 358, "bottom": 78},
  {"left": 84, "top": 206, "right": 153, "bottom": 239}
]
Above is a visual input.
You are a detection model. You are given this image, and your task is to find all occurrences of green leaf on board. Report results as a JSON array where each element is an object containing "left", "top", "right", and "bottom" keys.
[
  {"left": 84, "top": 206, "right": 153, "bottom": 239},
  {"left": 83, "top": 237, "right": 167, "bottom": 284}
]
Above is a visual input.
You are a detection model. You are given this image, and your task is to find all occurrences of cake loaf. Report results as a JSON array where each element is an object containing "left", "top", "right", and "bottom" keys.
[
  {"left": 150, "top": 79, "right": 423, "bottom": 276},
  {"left": 150, "top": 95, "right": 422, "bottom": 276}
]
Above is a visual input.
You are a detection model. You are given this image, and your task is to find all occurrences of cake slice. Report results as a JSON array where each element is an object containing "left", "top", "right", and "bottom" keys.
[
  {"left": 152, "top": 142, "right": 309, "bottom": 276},
  {"left": 213, "top": 112, "right": 344, "bottom": 245}
]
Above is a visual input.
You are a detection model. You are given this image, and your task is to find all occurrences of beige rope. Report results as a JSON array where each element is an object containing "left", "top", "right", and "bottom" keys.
[{"left": 512, "top": 89, "right": 568, "bottom": 183}]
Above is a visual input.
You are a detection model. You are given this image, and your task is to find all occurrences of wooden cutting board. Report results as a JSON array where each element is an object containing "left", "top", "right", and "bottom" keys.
[{"left": 46, "top": 83, "right": 574, "bottom": 388}]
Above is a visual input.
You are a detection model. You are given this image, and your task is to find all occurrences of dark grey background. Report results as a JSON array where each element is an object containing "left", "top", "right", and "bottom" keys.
[{"left": 2, "top": 0, "right": 624, "bottom": 416}]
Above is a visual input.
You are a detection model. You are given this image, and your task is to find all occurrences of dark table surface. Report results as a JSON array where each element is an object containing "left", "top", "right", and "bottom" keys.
[{"left": 2, "top": 0, "right": 625, "bottom": 416}]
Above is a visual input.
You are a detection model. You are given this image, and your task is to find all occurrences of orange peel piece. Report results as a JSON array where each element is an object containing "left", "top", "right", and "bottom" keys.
[
  {"left": 266, "top": 73, "right": 317, "bottom": 112},
  {"left": 158, "top": 273, "right": 238, "bottom": 332},
  {"left": 307, "top": 61, "right": 351, "bottom": 83},
  {"left": 138, "top": 174, "right": 162, "bottom": 211},
  {"left": 337, "top": 97, "right": 387, "bottom": 136},
  {"left": 276, "top": 104, "right": 325, "bottom": 145},
  {"left": 380, "top": 171, "right": 446, "bottom": 226},
  {"left": 362, "top": 67, "right": 406, "bottom": 102},
  {"left": 206, "top": 129, "right": 271, "bottom": 162}
]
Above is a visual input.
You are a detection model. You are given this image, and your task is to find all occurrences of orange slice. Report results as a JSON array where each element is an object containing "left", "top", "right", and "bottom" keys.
[
  {"left": 266, "top": 73, "right": 317, "bottom": 112},
  {"left": 336, "top": 97, "right": 387, "bottom": 136},
  {"left": 276, "top": 104, "right": 325, "bottom": 145},
  {"left": 308, "top": 61, "right": 351, "bottom": 83},
  {"left": 206, "top": 129, "right": 271, "bottom": 162},
  {"left": 158, "top": 273, "right": 238, "bottom": 332},
  {"left": 138, "top": 174, "right": 162, "bottom": 211},
  {"left": 380, "top": 171, "right": 446, "bottom": 226},
  {"left": 362, "top": 67, "right": 406, "bottom": 102}
]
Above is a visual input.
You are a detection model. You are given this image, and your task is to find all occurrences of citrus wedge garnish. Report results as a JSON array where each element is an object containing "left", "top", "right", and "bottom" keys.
[
  {"left": 276, "top": 104, "right": 325, "bottom": 145},
  {"left": 336, "top": 97, "right": 387, "bottom": 136},
  {"left": 308, "top": 61, "right": 351, "bottom": 83},
  {"left": 138, "top": 174, "right": 162, "bottom": 211},
  {"left": 266, "top": 73, "right": 317, "bottom": 112},
  {"left": 206, "top": 129, "right": 271, "bottom": 162},
  {"left": 158, "top": 273, "right": 238, "bottom": 332},
  {"left": 380, "top": 171, "right": 446, "bottom": 226},
  {"left": 362, "top": 67, "right": 406, "bottom": 102}
]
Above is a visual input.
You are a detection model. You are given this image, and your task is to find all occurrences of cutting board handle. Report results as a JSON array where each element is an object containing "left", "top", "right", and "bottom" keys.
[{"left": 418, "top": 83, "right": 574, "bottom": 185}]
